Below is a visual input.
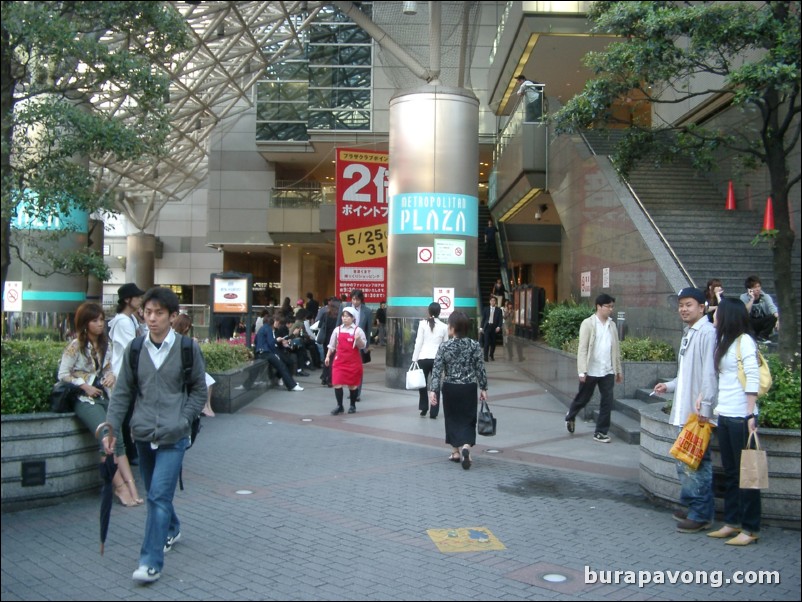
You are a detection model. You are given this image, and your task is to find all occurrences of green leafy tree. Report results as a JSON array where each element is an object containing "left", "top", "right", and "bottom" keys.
[
  {"left": 554, "top": 1, "right": 800, "bottom": 366},
  {"left": 1, "top": 1, "right": 190, "bottom": 291}
]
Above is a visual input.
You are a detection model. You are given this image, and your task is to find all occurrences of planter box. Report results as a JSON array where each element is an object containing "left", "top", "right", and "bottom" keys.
[
  {"left": 209, "top": 359, "right": 269, "bottom": 414},
  {"left": 640, "top": 404, "right": 801, "bottom": 529},
  {"left": 1, "top": 413, "right": 99, "bottom": 512}
]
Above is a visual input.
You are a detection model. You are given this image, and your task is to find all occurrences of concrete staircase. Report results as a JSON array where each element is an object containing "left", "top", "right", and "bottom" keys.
[
  {"left": 582, "top": 130, "right": 777, "bottom": 296},
  {"left": 592, "top": 388, "right": 668, "bottom": 445}
]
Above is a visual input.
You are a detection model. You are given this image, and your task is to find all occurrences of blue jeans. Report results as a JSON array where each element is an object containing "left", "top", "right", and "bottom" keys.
[
  {"left": 717, "top": 415, "right": 761, "bottom": 533},
  {"left": 136, "top": 437, "right": 189, "bottom": 571},
  {"left": 674, "top": 426, "right": 714, "bottom": 523}
]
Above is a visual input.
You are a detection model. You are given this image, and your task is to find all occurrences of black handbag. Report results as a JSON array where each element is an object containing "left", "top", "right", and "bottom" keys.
[
  {"left": 477, "top": 400, "right": 497, "bottom": 436},
  {"left": 361, "top": 349, "right": 372, "bottom": 364},
  {"left": 49, "top": 381, "right": 82, "bottom": 413}
]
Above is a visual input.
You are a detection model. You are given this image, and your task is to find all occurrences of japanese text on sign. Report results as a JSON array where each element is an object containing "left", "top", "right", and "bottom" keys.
[{"left": 336, "top": 148, "right": 389, "bottom": 302}]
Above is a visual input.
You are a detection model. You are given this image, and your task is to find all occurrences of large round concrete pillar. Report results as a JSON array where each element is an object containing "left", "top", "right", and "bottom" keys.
[
  {"left": 126, "top": 233, "right": 156, "bottom": 291},
  {"left": 385, "top": 85, "right": 479, "bottom": 388}
]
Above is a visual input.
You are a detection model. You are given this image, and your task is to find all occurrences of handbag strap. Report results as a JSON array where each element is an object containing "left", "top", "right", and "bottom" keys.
[
  {"left": 746, "top": 430, "right": 761, "bottom": 451},
  {"left": 409, "top": 361, "right": 419, "bottom": 370}
]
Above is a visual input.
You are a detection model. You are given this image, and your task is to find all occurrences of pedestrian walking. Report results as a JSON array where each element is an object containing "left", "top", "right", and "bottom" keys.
[
  {"left": 429, "top": 311, "right": 488, "bottom": 470},
  {"left": 411, "top": 302, "right": 449, "bottom": 418},
  {"left": 327, "top": 306, "right": 367, "bottom": 415}
]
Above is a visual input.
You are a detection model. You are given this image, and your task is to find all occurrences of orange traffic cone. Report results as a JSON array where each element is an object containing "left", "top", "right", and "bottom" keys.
[
  {"left": 762, "top": 196, "right": 775, "bottom": 231},
  {"left": 725, "top": 181, "right": 736, "bottom": 210}
]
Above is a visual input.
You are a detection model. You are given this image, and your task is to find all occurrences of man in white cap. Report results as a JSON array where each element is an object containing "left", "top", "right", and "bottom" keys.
[{"left": 653, "top": 287, "right": 718, "bottom": 534}]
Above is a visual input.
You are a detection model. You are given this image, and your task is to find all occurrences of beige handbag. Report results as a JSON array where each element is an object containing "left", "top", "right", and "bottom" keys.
[{"left": 739, "top": 431, "right": 769, "bottom": 490}]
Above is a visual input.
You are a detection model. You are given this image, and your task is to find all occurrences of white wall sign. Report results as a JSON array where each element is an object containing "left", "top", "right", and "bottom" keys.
[
  {"left": 434, "top": 239, "right": 466, "bottom": 265},
  {"left": 580, "top": 271, "right": 591, "bottom": 297},
  {"left": 433, "top": 287, "right": 455, "bottom": 318},
  {"left": 602, "top": 267, "right": 610, "bottom": 289},
  {"left": 3, "top": 280, "right": 23, "bottom": 312}
]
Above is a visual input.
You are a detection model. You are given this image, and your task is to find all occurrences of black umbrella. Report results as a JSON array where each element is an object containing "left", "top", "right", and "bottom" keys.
[{"left": 95, "top": 422, "right": 117, "bottom": 555}]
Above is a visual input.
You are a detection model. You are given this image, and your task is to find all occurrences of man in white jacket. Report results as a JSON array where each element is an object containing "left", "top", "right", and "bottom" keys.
[
  {"left": 564, "top": 294, "right": 622, "bottom": 443},
  {"left": 653, "top": 287, "right": 718, "bottom": 534}
]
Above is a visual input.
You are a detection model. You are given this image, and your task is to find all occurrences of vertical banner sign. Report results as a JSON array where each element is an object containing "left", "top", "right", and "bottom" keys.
[
  {"left": 336, "top": 148, "right": 389, "bottom": 302},
  {"left": 581, "top": 271, "right": 591, "bottom": 297}
]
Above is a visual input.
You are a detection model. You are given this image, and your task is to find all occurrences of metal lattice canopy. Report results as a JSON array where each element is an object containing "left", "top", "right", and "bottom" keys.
[{"left": 92, "top": 1, "right": 324, "bottom": 231}]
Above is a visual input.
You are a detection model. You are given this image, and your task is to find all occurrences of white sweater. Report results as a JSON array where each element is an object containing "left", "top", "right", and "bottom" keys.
[
  {"left": 411, "top": 319, "right": 448, "bottom": 362},
  {"left": 717, "top": 335, "right": 760, "bottom": 417}
]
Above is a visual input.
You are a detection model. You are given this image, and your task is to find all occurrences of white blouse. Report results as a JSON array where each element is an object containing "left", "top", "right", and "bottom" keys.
[
  {"left": 717, "top": 335, "right": 760, "bottom": 418},
  {"left": 412, "top": 319, "right": 449, "bottom": 362}
]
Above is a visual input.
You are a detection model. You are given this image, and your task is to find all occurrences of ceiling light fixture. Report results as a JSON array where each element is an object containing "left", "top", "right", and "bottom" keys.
[{"left": 534, "top": 203, "right": 548, "bottom": 221}]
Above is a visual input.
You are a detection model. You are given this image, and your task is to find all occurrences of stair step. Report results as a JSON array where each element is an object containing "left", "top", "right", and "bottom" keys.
[
  {"left": 590, "top": 409, "right": 641, "bottom": 445},
  {"left": 613, "top": 397, "right": 662, "bottom": 422}
]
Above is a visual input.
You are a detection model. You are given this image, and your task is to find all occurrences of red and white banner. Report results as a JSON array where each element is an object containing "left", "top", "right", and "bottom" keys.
[{"left": 335, "top": 148, "right": 389, "bottom": 303}]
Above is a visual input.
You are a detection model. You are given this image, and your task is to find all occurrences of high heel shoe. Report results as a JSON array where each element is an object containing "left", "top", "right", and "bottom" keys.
[
  {"left": 114, "top": 483, "right": 137, "bottom": 507},
  {"left": 125, "top": 479, "right": 144, "bottom": 505}
]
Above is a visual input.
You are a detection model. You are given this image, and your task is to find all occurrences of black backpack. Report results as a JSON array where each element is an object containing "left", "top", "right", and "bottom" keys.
[{"left": 129, "top": 334, "right": 202, "bottom": 449}]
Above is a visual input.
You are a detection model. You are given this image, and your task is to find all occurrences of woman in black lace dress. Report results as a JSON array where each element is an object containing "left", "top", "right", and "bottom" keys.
[{"left": 429, "top": 311, "right": 488, "bottom": 470}]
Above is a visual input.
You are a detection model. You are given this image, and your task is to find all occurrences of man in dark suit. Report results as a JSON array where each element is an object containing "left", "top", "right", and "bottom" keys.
[{"left": 480, "top": 296, "right": 503, "bottom": 361}]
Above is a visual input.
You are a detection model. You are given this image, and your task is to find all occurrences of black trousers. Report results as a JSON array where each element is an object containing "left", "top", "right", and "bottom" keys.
[
  {"left": 566, "top": 373, "right": 615, "bottom": 434},
  {"left": 482, "top": 329, "right": 497, "bottom": 360},
  {"left": 416, "top": 358, "right": 439, "bottom": 418},
  {"left": 750, "top": 314, "right": 776, "bottom": 339}
]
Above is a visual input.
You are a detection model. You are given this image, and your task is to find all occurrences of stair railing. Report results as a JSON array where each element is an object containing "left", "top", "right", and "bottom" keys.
[{"left": 579, "top": 132, "right": 696, "bottom": 288}]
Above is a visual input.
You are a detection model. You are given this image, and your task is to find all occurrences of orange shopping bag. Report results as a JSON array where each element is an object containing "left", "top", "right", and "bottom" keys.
[{"left": 669, "top": 413, "right": 712, "bottom": 470}]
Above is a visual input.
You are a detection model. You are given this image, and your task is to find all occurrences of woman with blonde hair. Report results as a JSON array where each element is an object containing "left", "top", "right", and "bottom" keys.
[{"left": 58, "top": 302, "right": 142, "bottom": 506}]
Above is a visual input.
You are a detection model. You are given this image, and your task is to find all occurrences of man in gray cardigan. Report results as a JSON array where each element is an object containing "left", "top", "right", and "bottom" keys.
[
  {"left": 564, "top": 294, "right": 623, "bottom": 443},
  {"left": 103, "top": 287, "right": 207, "bottom": 584},
  {"left": 654, "top": 287, "right": 718, "bottom": 534}
]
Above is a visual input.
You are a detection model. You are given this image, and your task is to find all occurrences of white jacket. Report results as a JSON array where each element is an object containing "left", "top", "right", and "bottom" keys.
[{"left": 412, "top": 319, "right": 448, "bottom": 362}]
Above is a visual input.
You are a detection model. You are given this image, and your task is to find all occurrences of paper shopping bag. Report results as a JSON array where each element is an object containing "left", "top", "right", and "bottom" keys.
[{"left": 740, "top": 431, "right": 769, "bottom": 489}]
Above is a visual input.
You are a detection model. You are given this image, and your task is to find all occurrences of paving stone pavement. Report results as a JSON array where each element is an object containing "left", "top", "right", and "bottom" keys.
[{"left": 2, "top": 346, "right": 800, "bottom": 601}]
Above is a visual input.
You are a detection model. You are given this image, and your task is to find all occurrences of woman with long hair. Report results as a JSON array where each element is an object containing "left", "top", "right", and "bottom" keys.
[
  {"left": 325, "top": 306, "right": 367, "bottom": 415},
  {"left": 429, "top": 311, "right": 488, "bottom": 469},
  {"left": 705, "top": 278, "right": 724, "bottom": 323},
  {"left": 708, "top": 298, "right": 761, "bottom": 546},
  {"left": 411, "top": 302, "right": 449, "bottom": 418},
  {"left": 173, "top": 314, "right": 215, "bottom": 417},
  {"left": 58, "top": 302, "right": 142, "bottom": 506}
]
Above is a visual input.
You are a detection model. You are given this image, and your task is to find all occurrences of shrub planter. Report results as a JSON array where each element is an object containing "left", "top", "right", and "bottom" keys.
[
  {"left": 209, "top": 359, "right": 269, "bottom": 414},
  {"left": 640, "top": 403, "right": 801, "bottom": 529},
  {"left": 1, "top": 413, "right": 99, "bottom": 512}
]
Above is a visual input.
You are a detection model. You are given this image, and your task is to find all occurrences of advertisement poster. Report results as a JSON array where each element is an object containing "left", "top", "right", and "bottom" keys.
[
  {"left": 212, "top": 276, "right": 249, "bottom": 313},
  {"left": 335, "top": 148, "right": 389, "bottom": 302}
]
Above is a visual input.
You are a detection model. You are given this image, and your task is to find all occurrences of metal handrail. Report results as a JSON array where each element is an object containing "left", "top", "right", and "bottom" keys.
[{"left": 579, "top": 131, "right": 695, "bottom": 287}]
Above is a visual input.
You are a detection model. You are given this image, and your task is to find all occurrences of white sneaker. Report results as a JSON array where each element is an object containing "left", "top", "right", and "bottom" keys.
[
  {"left": 164, "top": 531, "right": 181, "bottom": 552},
  {"left": 132, "top": 565, "right": 161, "bottom": 583},
  {"left": 291, "top": 384, "right": 304, "bottom": 391}
]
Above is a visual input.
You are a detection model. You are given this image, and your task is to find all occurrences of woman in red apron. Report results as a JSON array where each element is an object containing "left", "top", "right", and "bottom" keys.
[{"left": 325, "top": 306, "right": 367, "bottom": 415}]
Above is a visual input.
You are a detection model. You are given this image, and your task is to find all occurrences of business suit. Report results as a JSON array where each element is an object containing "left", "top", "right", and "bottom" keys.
[{"left": 480, "top": 302, "right": 503, "bottom": 361}]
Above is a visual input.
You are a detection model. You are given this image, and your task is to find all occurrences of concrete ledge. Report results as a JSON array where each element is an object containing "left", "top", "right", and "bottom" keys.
[
  {"left": 209, "top": 359, "right": 269, "bottom": 414},
  {"left": 1, "top": 413, "right": 99, "bottom": 512},
  {"left": 639, "top": 404, "right": 801, "bottom": 529}
]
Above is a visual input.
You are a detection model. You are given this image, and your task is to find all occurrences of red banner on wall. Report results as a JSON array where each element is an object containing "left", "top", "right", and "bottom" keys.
[{"left": 335, "top": 148, "right": 389, "bottom": 303}]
